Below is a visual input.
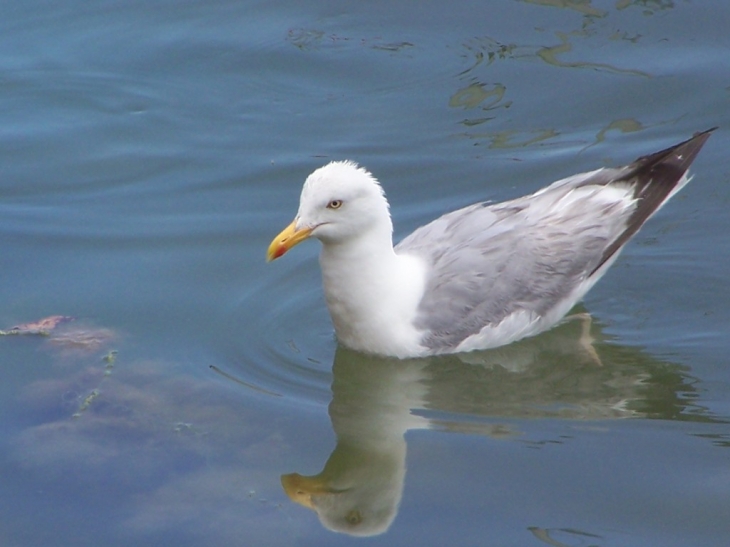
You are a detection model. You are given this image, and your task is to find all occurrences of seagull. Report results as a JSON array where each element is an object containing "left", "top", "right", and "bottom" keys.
[{"left": 267, "top": 129, "right": 714, "bottom": 358}]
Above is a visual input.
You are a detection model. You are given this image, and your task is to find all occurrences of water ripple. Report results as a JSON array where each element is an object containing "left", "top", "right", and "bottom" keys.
[{"left": 216, "top": 256, "right": 335, "bottom": 408}]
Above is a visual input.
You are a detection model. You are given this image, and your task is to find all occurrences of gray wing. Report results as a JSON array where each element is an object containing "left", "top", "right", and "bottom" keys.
[
  {"left": 396, "top": 128, "right": 714, "bottom": 352},
  {"left": 395, "top": 170, "right": 627, "bottom": 351}
]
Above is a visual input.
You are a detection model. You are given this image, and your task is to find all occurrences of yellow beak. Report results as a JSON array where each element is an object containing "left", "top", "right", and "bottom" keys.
[
  {"left": 280, "top": 473, "right": 335, "bottom": 510},
  {"left": 267, "top": 219, "right": 313, "bottom": 262}
]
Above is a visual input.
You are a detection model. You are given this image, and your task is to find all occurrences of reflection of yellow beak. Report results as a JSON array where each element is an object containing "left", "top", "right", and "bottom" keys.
[
  {"left": 266, "top": 219, "right": 313, "bottom": 262},
  {"left": 281, "top": 473, "right": 332, "bottom": 510}
]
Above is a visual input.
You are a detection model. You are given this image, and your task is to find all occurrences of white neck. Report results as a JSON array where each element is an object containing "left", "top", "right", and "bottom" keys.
[{"left": 319, "top": 230, "right": 426, "bottom": 357}]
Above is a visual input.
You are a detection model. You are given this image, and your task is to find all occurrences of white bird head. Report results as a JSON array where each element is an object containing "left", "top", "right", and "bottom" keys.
[{"left": 268, "top": 161, "right": 392, "bottom": 260}]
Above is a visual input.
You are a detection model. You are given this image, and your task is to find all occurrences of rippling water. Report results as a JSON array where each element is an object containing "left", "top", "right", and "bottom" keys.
[{"left": 1, "top": 1, "right": 730, "bottom": 546}]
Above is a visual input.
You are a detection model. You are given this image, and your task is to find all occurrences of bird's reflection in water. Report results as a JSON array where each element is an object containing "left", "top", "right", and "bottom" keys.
[{"left": 281, "top": 314, "right": 697, "bottom": 536}]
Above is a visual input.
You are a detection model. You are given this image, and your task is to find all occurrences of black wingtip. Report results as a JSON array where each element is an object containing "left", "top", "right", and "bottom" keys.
[
  {"left": 678, "top": 126, "right": 716, "bottom": 163},
  {"left": 695, "top": 126, "right": 718, "bottom": 138},
  {"left": 631, "top": 126, "right": 715, "bottom": 175},
  {"left": 687, "top": 127, "right": 717, "bottom": 156},
  {"left": 590, "top": 128, "right": 715, "bottom": 276}
]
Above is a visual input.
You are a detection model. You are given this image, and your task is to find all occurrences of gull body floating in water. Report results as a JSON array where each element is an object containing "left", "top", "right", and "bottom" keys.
[{"left": 268, "top": 129, "right": 714, "bottom": 358}]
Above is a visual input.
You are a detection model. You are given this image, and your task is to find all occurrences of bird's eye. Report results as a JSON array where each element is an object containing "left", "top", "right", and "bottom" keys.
[
  {"left": 327, "top": 199, "right": 343, "bottom": 209},
  {"left": 345, "top": 509, "right": 362, "bottom": 526}
]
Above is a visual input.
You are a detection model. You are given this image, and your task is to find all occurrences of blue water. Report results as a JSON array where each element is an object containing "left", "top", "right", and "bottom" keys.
[{"left": 1, "top": 1, "right": 729, "bottom": 546}]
